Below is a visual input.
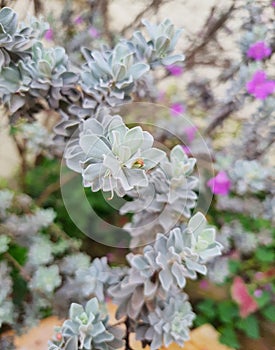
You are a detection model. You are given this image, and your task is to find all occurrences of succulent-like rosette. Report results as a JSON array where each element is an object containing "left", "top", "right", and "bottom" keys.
[
  {"left": 0, "top": 7, "right": 48, "bottom": 69},
  {"left": 49, "top": 298, "right": 124, "bottom": 350},
  {"left": 54, "top": 19, "right": 184, "bottom": 139},
  {"left": 65, "top": 114, "right": 165, "bottom": 197},
  {"left": 81, "top": 42, "right": 149, "bottom": 106},
  {"left": 132, "top": 18, "right": 184, "bottom": 66},
  {"left": 121, "top": 145, "right": 198, "bottom": 246},
  {"left": 128, "top": 212, "right": 222, "bottom": 292},
  {"left": 109, "top": 213, "right": 221, "bottom": 322},
  {"left": 136, "top": 294, "right": 195, "bottom": 350},
  {"left": 74, "top": 257, "right": 125, "bottom": 302},
  {"left": 0, "top": 42, "right": 79, "bottom": 113}
]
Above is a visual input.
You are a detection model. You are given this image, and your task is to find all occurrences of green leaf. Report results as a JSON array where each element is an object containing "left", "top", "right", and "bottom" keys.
[
  {"left": 217, "top": 300, "right": 239, "bottom": 324},
  {"left": 255, "top": 247, "right": 275, "bottom": 263},
  {"left": 38, "top": 60, "right": 52, "bottom": 76},
  {"left": 219, "top": 326, "right": 240, "bottom": 349},
  {"left": 197, "top": 299, "right": 216, "bottom": 319},
  {"left": 9, "top": 244, "right": 28, "bottom": 265},
  {"left": 255, "top": 291, "right": 270, "bottom": 308},
  {"left": 194, "top": 314, "right": 208, "bottom": 327},
  {"left": 0, "top": 7, "right": 18, "bottom": 35},
  {"left": 237, "top": 315, "right": 260, "bottom": 339},
  {"left": 261, "top": 305, "right": 275, "bottom": 322},
  {"left": 228, "top": 260, "right": 241, "bottom": 274}
]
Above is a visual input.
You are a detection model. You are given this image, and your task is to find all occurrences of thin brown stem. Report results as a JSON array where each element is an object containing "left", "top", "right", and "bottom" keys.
[
  {"left": 36, "top": 172, "right": 77, "bottom": 206},
  {"left": 100, "top": 0, "right": 112, "bottom": 45},
  {"left": 124, "top": 317, "right": 134, "bottom": 350},
  {"left": 120, "top": 0, "right": 167, "bottom": 37},
  {"left": 110, "top": 317, "right": 126, "bottom": 327},
  {"left": 204, "top": 101, "right": 237, "bottom": 135},
  {"left": 33, "top": 0, "right": 43, "bottom": 14},
  {"left": 12, "top": 134, "right": 28, "bottom": 191},
  {"left": 184, "top": 3, "right": 235, "bottom": 69},
  {"left": 4, "top": 252, "right": 31, "bottom": 281}
]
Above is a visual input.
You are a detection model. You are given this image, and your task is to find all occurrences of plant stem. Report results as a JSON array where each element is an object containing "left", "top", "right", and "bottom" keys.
[
  {"left": 12, "top": 134, "right": 28, "bottom": 191},
  {"left": 125, "top": 317, "right": 134, "bottom": 350},
  {"left": 4, "top": 252, "right": 31, "bottom": 281},
  {"left": 120, "top": 0, "right": 167, "bottom": 36},
  {"left": 36, "top": 172, "right": 77, "bottom": 206},
  {"left": 110, "top": 318, "right": 126, "bottom": 327}
]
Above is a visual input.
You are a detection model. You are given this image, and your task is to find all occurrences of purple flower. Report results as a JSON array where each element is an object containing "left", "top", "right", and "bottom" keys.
[
  {"left": 74, "top": 15, "right": 84, "bottom": 25},
  {"left": 170, "top": 102, "right": 185, "bottom": 116},
  {"left": 88, "top": 26, "right": 100, "bottom": 38},
  {"left": 199, "top": 279, "right": 209, "bottom": 290},
  {"left": 254, "top": 289, "right": 263, "bottom": 298},
  {"left": 272, "top": 1, "right": 275, "bottom": 7},
  {"left": 166, "top": 65, "right": 184, "bottom": 76},
  {"left": 44, "top": 28, "right": 54, "bottom": 41},
  {"left": 264, "top": 284, "right": 272, "bottom": 291},
  {"left": 184, "top": 126, "right": 197, "bottom": 143},
  {"left": 246, "top": 70, "right": 275, "bottom": 99},
  {"left": 247, "top": 41, "right": 272, "bottom": 61},
  {"left": 106, "top": 252, "right": 115, "bottom": 262},
  {"left": 207, "top": 171, "right": 231, "bottom": 196},
  {"left": 181, "top": 145, "right": 191, "bottom": 155}
]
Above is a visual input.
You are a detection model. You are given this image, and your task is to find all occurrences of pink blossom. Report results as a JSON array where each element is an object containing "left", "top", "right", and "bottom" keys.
[
  {"left": 166, "top": 65, "right": 184, "bottom": 76},
  {"left": 231, "top": 276, "right": 259, "bottom": 318},
  {"left": 170, "top": 102, "right": 185, "bottom": 116},
  {"left": 199, "top": 279, "right": 209, "bottom": 290},
  {"left": 207, "top": 171, "right": 231, "bottom": 196},
  {"left": 247, "top": 41, "right": 272, "bottom": 61},
  {"left": 106, "top": 252, "right": 115, "bottom": 262},
  {"left": 88, "top": 26, "right": 100, "bottom": 38},
  {"left": 44, "top": 29, "right": 54, "bottom": 41},
  {"left": 74, "top": 15, "right": 84, "bottom": 25},
  {"left": 181, "top": 145, "right": 191, "bottom": 155},
  {"left": 246, "top": 70, "right": 275, "bottom": 99},
  {"left": 254, "top": 271, "right": 264, "bottom": 281},
  {"left": 272, "top": 1, "right": 275, "bottom": 7},
  {"left": 184, "top": 126, "right": 197, "bottom": 143},
  {"left": 105, "top": 295, "right": 111, "bottom": 303},
  {"left": 229, "top": 250, "right": 240, "bottom": 260}
]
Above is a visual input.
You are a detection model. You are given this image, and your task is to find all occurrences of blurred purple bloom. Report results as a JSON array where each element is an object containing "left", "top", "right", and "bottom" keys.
[
  {"left": 74, "top": 15, "right": 84, "bottom": 25},
  {"left": 247, "top": 41, "right": 272, "bottom": 61},
  {"left": 199, "top": 279, "right": 209, "bottom": 290},
  {"left": 170, "top": 102, "right": 185, "bottom": 116},
  {"left": 254, "top": 289, "right": 263, "bottom": 298},
  {"left": 166, "top": 65, "right": 184, "bottom": 76},
  {"left": 184, "top": 126, "right": 197, "bottom": 143},
  {"left": 88, "top": 26, "right": 100, "bottom": 38},
  {"left": 272, "top": 1, "right": 275, "bottom": 7},
  {"left": 106, "top": 252, "right": 115, "bottom": 262},
  {"left": 44, "top": 29, "right": 54, "bottom": 41},
  {"left": 207, "top": 171, "right": 231, "bottom": 196},
  {"left": 246, "top": 70, "right": 275, "bottom": 99},
  {"left": 181, "top": 145, "right": 191, "bottom": 155},
  {"left": 264, "top": 284, "right": 272, "bottom": 291}
]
